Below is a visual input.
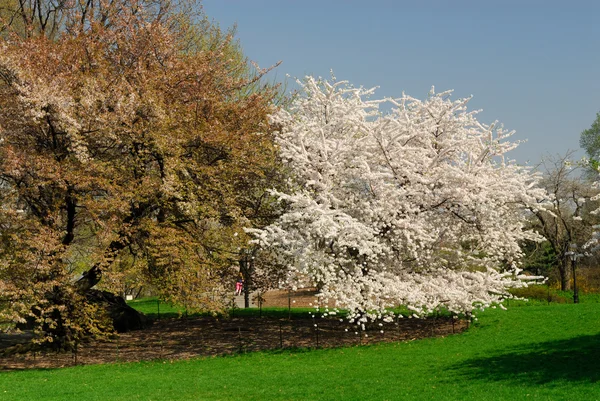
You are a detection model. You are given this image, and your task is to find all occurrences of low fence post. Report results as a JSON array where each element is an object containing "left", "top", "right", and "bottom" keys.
[{"left": 279, "top": 320, "right": 283, "bottom": 348}]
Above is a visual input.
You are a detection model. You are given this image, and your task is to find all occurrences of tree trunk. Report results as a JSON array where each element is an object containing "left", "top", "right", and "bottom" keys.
[
  {"left": 74, "top": 266, "right": 148, "bottom": 333},
  {"left": 559, "top": 261, "right": 570, "bottom": 291},
  {"left": 85, "top": 290, "right": 149, "bottom": 332},
  {"left": 16, "top": 287, "right": 148, "bottom": 351},
  {"left": 75, "top": 264, "right": 103, "bottom": 292},
  {"left": 239, "top": 254, "right": 254, "bottom": 308},
  {"left": 572, "top": 260, "right": 579, "bottom": 304},
  {"left": 73, "top": 244, "right": 148, "bottom": 333}
]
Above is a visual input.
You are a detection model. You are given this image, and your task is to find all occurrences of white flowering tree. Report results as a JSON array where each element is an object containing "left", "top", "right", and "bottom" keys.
[{"left": 250, "top": 76, "right": 546, "bottom": 325}]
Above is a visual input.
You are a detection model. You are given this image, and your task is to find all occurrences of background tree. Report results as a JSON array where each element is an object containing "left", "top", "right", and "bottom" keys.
[
  {"left": 251, "top": 77, "right": 546, "bottom": 325},
  {"left": 520, "top": 240, "right": 557, "bottom": 278},
  {"left": 526, "top": 153, "right": 600, "bottom": 291},
  {"left": 579, "top": 111, "right": 600, "bottom": 180},
  {"left": 0, "top": 0, "right": 280, "bottom": 349},
  {"left": 234, "top": 155, "right": 289, "bottom": 307},
  {"left": 580, "top": 112, "right": 600, "bottom": 165}
]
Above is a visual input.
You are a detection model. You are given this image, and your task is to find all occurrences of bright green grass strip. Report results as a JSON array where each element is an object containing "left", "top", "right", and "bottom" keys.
[
  {"left": 126, "top": 297, "right": 184, "bottom": 317},
  {"left": 555, "top": 290, "right": 600, "bottom": 304},
  {"left": 506, "top": 291, "right": 600, "bottom": 307},
  {"left": 1, "top": 303, "right": 599, "bottom": 401},
  {"left": 128, "top": 297, "right": 323, "bottom": 319},
  {"left": 229, "top": 306, "right": 324, "bottom": 318}
]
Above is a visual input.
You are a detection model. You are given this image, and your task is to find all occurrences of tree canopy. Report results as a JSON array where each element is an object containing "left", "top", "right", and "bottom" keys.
[
  {"left": 526, "top": 153, "right": 599, "bottom": 291},
  {"left": 580, "top": 112, "right": 600, "bottom": 165},
  {"left": 251, "top": 77, "right": 546, "bottom": 325},
  {"left": 0, "top": 0, "right": 280, "bottom": 348}
]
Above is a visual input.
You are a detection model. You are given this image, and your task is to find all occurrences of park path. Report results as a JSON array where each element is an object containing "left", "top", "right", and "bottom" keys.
[{"left": 233, "top": 294, "right": 256, "bottom": 308}]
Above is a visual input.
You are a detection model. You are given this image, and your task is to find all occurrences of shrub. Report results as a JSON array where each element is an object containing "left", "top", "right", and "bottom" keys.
[{"left": 509, "top": 285, "right": 568, "bottom": 303}]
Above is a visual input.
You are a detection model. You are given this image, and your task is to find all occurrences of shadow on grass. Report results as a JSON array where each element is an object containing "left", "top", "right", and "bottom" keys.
[{"left": 452, "top": 333, "right": 600, "bottom": 384}]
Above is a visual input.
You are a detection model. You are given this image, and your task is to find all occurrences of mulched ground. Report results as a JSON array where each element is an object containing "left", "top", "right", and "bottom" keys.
[{"left": 0, "top": 290, "right": 468, "bottom": 370}]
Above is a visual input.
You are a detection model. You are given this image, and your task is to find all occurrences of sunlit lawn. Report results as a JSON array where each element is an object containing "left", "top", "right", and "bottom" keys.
[
  {"left": 1, "top": 300, "right": 599, "bottom": 400},
  {"left": 127, "top": 297, "right": 317, "bottom": 319}
]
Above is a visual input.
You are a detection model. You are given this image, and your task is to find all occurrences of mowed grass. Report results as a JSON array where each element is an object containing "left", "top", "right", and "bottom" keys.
[
  {"left": 127, "top": 297, "right": 318, "bottom": 319},
  {"left": 1, "top": 303, "right": 599, "bottom": 401}
]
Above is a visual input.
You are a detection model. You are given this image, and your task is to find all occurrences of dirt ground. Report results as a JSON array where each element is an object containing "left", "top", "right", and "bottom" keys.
[
  {"left": 260, "top": 288, "right": 328, "bottom": 308},
  {"left": 0, "top": 290, "right": 468, "bottom": 370}
]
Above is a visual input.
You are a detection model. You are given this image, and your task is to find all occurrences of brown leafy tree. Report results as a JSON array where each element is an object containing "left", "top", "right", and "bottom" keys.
[{"left": 0, "top": 0, "right": 280, "bottom": 350}]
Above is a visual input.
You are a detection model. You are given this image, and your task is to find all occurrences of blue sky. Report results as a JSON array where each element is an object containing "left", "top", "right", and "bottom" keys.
[{"left": 203, "top": 0, "right": 600, "bottom": 166}]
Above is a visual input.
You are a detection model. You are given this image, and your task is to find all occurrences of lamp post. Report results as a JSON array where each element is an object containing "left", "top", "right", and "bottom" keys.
[{"left": 566, "top": 244, "right": 582, "bottom": 304}]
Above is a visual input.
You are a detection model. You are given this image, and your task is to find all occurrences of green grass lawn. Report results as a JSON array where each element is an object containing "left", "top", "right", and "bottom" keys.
[
  {"left": 126, "top": 297, "right": 188, "bottom": 318},
  {"left": 1, "top": 302, "right": 599, "bottom": 400},
  {"left": 127, "top": 297, "right": 318, "bottom": 319}
]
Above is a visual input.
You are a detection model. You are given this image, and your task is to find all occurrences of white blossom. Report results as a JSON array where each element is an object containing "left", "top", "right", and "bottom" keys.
[{"left": 250, "top": 76, "right": 545, "bottom": 322}]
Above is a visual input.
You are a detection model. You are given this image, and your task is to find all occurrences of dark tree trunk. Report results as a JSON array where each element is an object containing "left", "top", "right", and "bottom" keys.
[
  {"left": 85, "top": 290, "right": 149, "bottom": 332},
  {"left": 239, "top": 254, "right": 254, "bottom": 308},
  {"left": 560, "top": 267, "right": 568, "bottom": 291},
  {"left": 75, "top": 266, "right": 148, "bottom": 333},
  {"left": 559, "top": 261, "right": 570, "bottom": 291},
  {"left": 15, "top": 288, "right": 148, "bottom": 353},
  {"left": 245, "top": 259, "right": 254, "bottom": 308},
  {"left": 76, "top": 264, "right": 103, "bottom": 292},
  {"left": 73, "top": 239, "right": 148, "bottom": 333},
  {"left": 572, "top": 259, "right": 579, "bottom": 304}
]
